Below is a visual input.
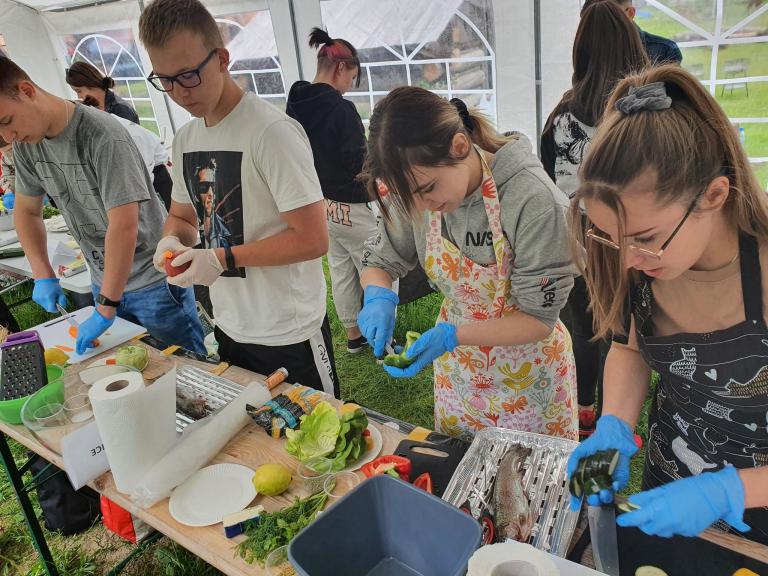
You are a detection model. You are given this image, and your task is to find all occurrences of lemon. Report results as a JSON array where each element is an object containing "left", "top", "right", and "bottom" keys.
[
  {"left": 339, "top": 403, "right": 360, "bottom": 416},
  {"left": 252, "top": 464, "right": 292, "bottom": 496},
  {"left": 44, "top": 348, "right": 69, "bottom": 366}
]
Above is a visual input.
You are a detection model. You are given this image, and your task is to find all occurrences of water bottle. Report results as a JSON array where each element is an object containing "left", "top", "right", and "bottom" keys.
[{"left": 739, "top": 126, "right": 746, "bottom": 146}]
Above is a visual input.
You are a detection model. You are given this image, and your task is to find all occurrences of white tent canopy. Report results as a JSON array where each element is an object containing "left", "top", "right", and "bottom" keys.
[{"left": 0, "top": 0, "right": 580, "bottom": 147}]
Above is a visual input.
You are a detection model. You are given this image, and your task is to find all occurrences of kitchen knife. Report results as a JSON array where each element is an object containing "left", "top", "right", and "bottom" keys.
[
  {"left": 588, "top": 504, "right": 620, "bottom": 575},
  {"left": 56, "top": 302, "right": 79, "bottom": 329}
]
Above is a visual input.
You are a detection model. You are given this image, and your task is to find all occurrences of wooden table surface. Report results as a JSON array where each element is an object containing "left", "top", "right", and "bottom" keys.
[{"left": 0, "top": 340, "right": 405, "bottom": 576}]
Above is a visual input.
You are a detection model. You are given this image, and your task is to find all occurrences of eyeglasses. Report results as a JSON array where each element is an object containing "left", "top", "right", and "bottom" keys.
[
  {"left": 586, "top": 188, "right": 704, "bottom": 261},
  {"left": 147, "top": 49, "right": 218, "bottom": 93}
]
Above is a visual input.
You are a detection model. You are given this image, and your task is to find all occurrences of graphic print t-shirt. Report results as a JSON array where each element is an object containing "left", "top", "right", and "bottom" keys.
[
  {"left": 171, "top": 92, "right": 326, "bottom": 346},
  {"left": 542, "top": 111, "right": 595, "bottom": 199},
  {"left": 13, "top": 104, "right": 165, "bottom": 291}
]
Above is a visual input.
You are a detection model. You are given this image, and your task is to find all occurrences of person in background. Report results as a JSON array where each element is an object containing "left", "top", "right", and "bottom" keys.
[
  {"left": 65, "top": 61, "right": 140, "bottom": 124},
  {"left": 359, "top": 87, "right": 577, "bottom": 440},
  {"left": 286, "top": 27, "right": 383, "bottom": 354},
  {"left": 0, "top": 56, "right": 205, "bottom": 355},
  {"left": 81, "top": 95, "right": 172, "bottom": 209},
  {"left": 568, "top": 65, "right": 768, "bottom": 543},
  {"left": 541, "top": 0, "right": 649, "bottom": 438},
  {"left": 140, "top": 0, "right": 340, "bottom": 396},
  {"left": 582, "top": 0, "right": 682, "bottom": 64}
]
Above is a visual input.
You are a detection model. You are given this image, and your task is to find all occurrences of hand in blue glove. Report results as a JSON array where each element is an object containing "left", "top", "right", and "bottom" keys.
[
  {"left": 75, "top": 309, "right": 114, "bottom": 355},
  {"left": 567, "top": 414, "right": 638, "bottom": 510},
  {"left": 32, "top": 278, "right": 68, "bottom": 313},
  {"left": 617, "top": 466, "right": 750, "bottom": 538},
  {"left": 2, "top": 191, "right": 14, "bottom": 210},
  {"left": 357, "top": 285, "right": 399, "bottom": 357},
  {"left": 383, "top": 323, "right": 459, "bottom": 378}
]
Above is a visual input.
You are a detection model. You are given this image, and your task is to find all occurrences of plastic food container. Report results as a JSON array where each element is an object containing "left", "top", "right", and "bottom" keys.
[
  {"left": 289, "top": 474, "right": 481, "bottom": 576},
  {"left": 0, "top": 364, "right": 64, "bottom": 424}
]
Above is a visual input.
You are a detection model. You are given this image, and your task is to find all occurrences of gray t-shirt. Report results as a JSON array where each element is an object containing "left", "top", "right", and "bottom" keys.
[{"left": 13, "top": 104, "right": 165, "bottom": 291}]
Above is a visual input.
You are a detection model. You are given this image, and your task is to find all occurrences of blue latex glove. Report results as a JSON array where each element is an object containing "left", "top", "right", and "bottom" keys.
[
  {"left": 32, "top": 278, "right": 68, "bottom": 313},
  {"left": 2, "top": 191, "right": 14, "bottom": 210},
  {"left": 567, "top": 414, "right": 638, "bottom": 510},
  {"left": 75, "top": 309, "right": 114, "bottom": 355},
  {"left": 617, "top": 466, "right": 750, "bottom": 538},
  {"left": 357, "top": 285, "right": 399, "bottom": 357},
  {"left": 383, "top": 323, "right": 459, "bottom": 378}
]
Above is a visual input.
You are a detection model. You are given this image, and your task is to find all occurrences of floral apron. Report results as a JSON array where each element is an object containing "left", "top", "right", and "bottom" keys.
[{"left": 425, "top": 152, "right": 577, "bottom": 440}]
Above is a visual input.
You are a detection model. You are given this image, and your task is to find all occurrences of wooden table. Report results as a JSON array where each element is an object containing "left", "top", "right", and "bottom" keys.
[
  {"left": 2, "top": 339, "right": 767, "bottom": 575},
  {"left": 0, "top": 341, "right": 404, "bottom": 576}
]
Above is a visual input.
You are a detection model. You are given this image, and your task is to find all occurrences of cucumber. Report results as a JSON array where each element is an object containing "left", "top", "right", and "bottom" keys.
[
  {"left": 635, "top": 567, "right": 668, "bottom": 576},
  {"left": 569, "top": 474, "right": 582, "bottom": 499},
  {"left": 615, "top": 494, "right": 640, "bottom": 513},
  {"left": 605, "top": 449, "right": 620, "bottom": 475}
]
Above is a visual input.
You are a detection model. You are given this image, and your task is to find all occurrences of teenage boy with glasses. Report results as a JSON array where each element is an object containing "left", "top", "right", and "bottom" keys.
[{"left": 140, "top": 0, "right": 340, "bottom": 396}]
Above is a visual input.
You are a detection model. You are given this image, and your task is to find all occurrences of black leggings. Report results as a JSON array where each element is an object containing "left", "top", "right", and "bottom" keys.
[{"left": 562, "top": 276, "right": 608, "bottom": 410}]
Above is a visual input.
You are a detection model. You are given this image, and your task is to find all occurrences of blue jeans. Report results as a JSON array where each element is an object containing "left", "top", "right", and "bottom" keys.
[{"left": 91, "top": 281, "right": 206, "bottom": 355}]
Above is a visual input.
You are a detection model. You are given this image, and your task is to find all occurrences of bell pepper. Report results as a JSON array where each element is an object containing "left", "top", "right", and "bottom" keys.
[
  {"left": 382, "top": 331, "right": 421, "bottom": 368},
  {"left": 413, "top": 472, "right": 433, "bottom": 494},
  {"left": 361, "top": 455, "right": 412, "bottom": 481}
]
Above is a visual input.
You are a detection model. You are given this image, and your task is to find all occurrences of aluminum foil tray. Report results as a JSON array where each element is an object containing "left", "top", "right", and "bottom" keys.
[
  {"left": 175, "top": 365, "right": 242, "bottom": 432},
  {"left": 442, "top": 427, "right": 581, "bottom": 557}
]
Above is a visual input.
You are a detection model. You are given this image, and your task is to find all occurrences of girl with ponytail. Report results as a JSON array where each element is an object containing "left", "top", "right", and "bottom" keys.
[
  {"left": 65, "top": 61, "right": 139, "bottom": 124},
  {"left": 358, "top": 86, "right": 578, "bottom": 440},
  {"left": 568, "top": 64, "right": 768, "bottom": 543},
  {"left": 286, "top": 28, "right": 372, "bottom": 353}
]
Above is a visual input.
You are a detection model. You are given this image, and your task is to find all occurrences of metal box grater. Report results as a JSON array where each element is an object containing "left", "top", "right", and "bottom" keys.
[
  {"left": 442, "top": 427, "right": 581, "bottom": 558},
  {"left": 0, "top": 331, "right": 48, "bottom": 401}
]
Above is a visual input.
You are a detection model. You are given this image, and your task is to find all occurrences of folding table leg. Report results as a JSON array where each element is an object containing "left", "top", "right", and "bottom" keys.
[{"left": 0, "top": 432, "right": 59, "bottom": 576}]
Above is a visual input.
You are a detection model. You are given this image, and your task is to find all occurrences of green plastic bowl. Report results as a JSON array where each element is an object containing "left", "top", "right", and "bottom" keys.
[{"left": 0, "top": 365, "right": 65, "bottom": 425}]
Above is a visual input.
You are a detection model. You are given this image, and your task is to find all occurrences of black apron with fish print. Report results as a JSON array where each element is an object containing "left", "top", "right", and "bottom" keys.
[{"left": 632, "top": 233, "right": 768, "bottom": 544}]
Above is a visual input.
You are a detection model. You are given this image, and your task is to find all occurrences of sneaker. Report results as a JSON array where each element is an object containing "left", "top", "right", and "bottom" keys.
[
  {"left": 347, "top": 336, "right": 368, "bottom": 354},
  {"left": 578, "top": 408, "right": 596, "bottom": 439}
]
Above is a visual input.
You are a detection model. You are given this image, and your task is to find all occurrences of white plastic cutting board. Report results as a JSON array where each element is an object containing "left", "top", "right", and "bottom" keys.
[{"left": 32, "top": 306, "right": 146, "bottom": 364}]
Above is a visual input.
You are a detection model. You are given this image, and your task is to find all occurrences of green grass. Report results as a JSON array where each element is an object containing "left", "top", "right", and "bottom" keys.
[{"left": 636, "top": 3, "right": 768, "bottom": 189}]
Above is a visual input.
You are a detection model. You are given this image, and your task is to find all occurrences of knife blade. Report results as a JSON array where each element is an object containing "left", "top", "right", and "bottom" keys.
[
  {"left": 56, "top": 302, "right": 79, "bottom": 329},
  {"left": 588, "top": 504, "right": 620, "bottom": 575}
]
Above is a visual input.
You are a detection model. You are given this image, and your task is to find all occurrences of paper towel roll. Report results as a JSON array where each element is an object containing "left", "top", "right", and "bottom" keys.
[
  {"left": 131, "top": 381, "right": 271, "bottom": 508},
  {"left": 89, "top": 370, "right": 177, "bottom": 494},
  {"left": 468, "top": 542, "right": 560, "bottom": 576}
]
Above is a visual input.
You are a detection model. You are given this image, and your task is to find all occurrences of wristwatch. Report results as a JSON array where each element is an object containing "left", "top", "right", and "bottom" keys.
[
  {"left": 96, "top": 293, "right": 121, "bottom": 308},
  {"left": 223, "top": 245, "right": 236, "bottom": 272}
]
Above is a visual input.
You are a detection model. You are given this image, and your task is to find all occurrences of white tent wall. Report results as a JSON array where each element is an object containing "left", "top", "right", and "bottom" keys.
[
  {"left": 2, "top": 0, "right": 580, "bottom": 156},
  {"left": 0, "top": 0, "right": 68, "bottom": 96},
  {"left": 540, "top": 0, "right": 580, "bottom": 137}
]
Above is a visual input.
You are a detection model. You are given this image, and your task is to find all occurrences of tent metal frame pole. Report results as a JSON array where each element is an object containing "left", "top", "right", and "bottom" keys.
[
  {"left": 533, "top": 0, "right": 543, "bottom": 155},
  {"left": 288, "top": 0, "right": 304, "bottom": 81}
]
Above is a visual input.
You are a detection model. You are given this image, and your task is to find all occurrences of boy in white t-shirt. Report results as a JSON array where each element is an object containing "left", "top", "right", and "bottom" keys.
[{"left": 140, "top": 0, "right": 339, "bottom": 396}]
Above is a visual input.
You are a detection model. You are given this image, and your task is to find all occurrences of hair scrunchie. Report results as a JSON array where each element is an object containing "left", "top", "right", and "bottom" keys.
[
  {"left": 614, "top": 81, "right": 672, "bottom": 115},
  {"left": 450, "top": 97, "right": 473, "bottom": 133}
]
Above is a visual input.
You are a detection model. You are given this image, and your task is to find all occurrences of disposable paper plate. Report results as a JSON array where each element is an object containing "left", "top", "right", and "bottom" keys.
[
  {"left": 342, "top": 424, "right": 383, "bottom": 473},
  {"left": 169, "top": 463, "right": 256, "bottom": 527}
]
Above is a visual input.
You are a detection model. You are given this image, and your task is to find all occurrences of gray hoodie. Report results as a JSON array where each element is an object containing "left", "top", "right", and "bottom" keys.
[{"left": 362, "top": 134, "right": 576, "bottom": 329}]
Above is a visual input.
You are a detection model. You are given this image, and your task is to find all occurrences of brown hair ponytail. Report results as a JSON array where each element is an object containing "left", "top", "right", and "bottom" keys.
[
  {"left": 66, "top": 61, "right": 114, "bottom": 92},
  {"left": 571, "top": 64, "right": 768, "bottom": 338}
]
